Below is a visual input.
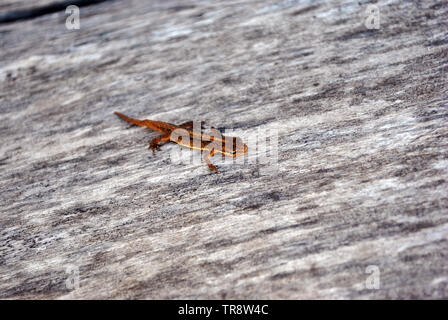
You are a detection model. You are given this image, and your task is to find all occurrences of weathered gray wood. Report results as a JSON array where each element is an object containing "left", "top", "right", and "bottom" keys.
[{"left": 0, "top": 0, "right": 447, "bottom": 299}]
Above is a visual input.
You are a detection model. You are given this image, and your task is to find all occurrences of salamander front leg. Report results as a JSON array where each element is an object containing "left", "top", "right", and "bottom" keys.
[{"left": 203, "top": 142, "right": 219, "bottom": 173}]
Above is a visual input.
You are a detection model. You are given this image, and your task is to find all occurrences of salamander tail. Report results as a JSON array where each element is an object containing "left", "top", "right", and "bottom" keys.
[{"left": 114, "top": 112, "right": 146, "bottom": 127}]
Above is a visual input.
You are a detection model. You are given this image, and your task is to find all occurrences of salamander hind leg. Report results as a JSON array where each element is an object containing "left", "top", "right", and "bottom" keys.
[{"left": 149, "top": 134, "right": 171, "bottom": 153}]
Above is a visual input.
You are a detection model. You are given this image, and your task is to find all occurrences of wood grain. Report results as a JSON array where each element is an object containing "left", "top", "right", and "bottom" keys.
[{"left": 0, "top": 0, "right": 447, "bottom": 299}]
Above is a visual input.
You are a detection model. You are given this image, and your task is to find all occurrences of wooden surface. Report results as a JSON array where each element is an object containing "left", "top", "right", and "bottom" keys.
[{"left": 0, "top": 0, "right": 447, "bottom": 299}]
